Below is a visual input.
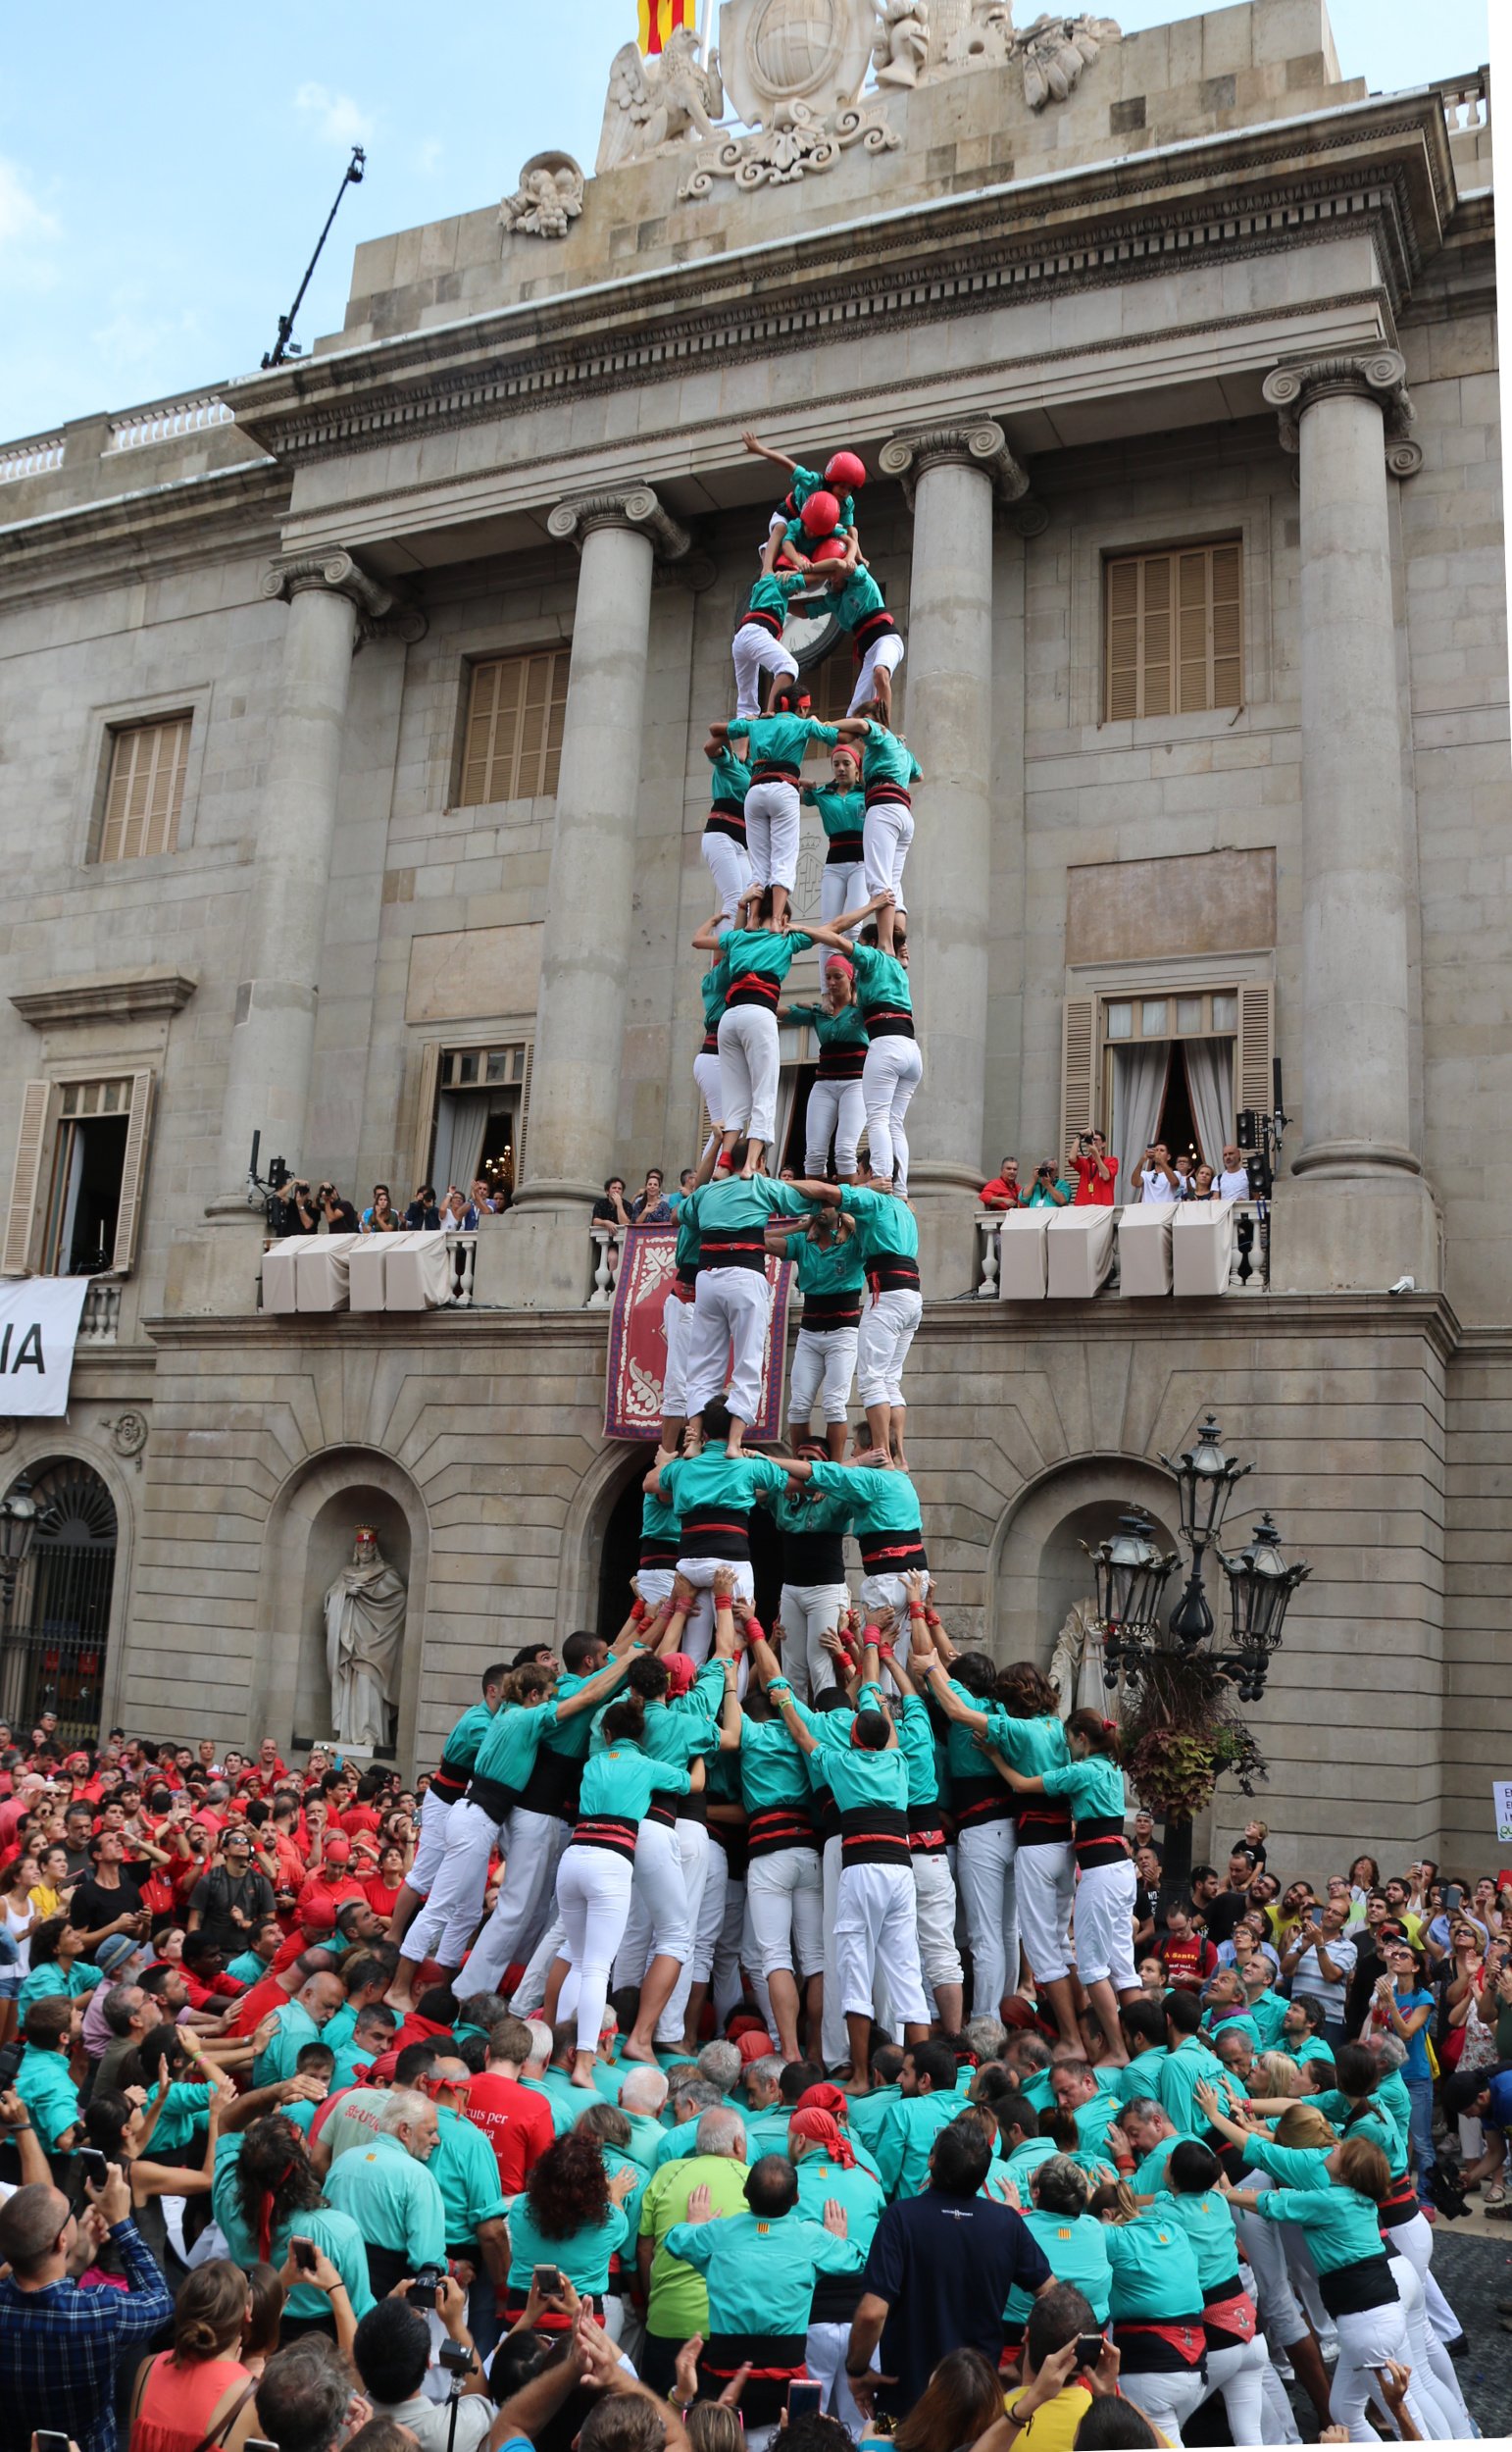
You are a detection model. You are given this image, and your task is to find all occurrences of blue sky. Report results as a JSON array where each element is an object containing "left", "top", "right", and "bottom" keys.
[{"left": 0, "top": 0, "right": 1492, "bottom": 444}]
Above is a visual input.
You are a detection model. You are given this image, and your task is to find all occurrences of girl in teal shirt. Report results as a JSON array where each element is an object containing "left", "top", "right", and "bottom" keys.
[
  {"left": 996, "top": 1711, "right": 1136, "bottom": 2062},
  {"left": 502, "top": 2129, "right": 635, "bottom": 2319}
]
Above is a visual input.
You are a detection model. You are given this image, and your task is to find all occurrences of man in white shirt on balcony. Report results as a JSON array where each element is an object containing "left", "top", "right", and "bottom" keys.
[
  {"left": 1217, "top": 1145, "right": 1252, "bottom": 1200},
  {"left": 1138, "top": 1143, "right": 1181, "bottom": 1202}
]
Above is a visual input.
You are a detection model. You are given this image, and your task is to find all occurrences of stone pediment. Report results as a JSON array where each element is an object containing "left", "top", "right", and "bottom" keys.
[{"left": 12, "top": 966, "right": 198, "bottom": 1028}]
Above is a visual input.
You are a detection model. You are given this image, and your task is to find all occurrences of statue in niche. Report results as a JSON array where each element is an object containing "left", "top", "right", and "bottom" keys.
[
  {"left": 1047, "top": 1596, "right": 1113, "bottom": 1721},
  {"left": 325, "top": 1526, "right": 405, "bottom": 1749}
]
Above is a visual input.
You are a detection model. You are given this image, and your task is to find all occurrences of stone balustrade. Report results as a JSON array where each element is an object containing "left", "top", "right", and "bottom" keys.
[
  {"left": 974, "top": 1200, "right": 1270, "bottom": 1299},
  {"left": 587, "top": 1224, "right": 623, "bottom": 1308},
  {"left": 78, "top": 1280, "right": 123, "bottom": 1343}
]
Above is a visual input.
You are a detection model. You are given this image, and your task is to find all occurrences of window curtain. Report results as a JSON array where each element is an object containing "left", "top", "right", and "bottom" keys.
[
  {"left": 1111, "top": 1043, "right": 1170, "bottom": 1196},
  {"left": 1183, "top": 1038, "right": 1234, "bottom": 1173},
  {"left": 430, "top": 1091, "right": 490, "bottom": 1200}
]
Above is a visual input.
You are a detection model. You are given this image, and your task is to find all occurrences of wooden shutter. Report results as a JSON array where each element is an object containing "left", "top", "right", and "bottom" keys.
[
  {"left": 1105, "top": 543, "right": 1242, "bottom": 721},
  {"left": 515, "top": 1041, "right": 533, "bottom": 1188},
  {"left": 1235, "top": 983, "right": 1275, "bottom": 1118},
  {"left": 1060, "top": 996, "right": 1097, "bottom": 1152},
  {"left": 99, "top": 716, "right": 190, "bottom": 862},
  {"left": 110, "top": 1070, "right": 156, "bottom": 1272},
  {"left": 459, "top": 653, "right": 570, "bottom": 805},
  {"left": 412, "top": 1042, "right": 443, "bottom": 1190},
  {"left": 3, "top": 1080, "right": 54, "bottom": 1277}
]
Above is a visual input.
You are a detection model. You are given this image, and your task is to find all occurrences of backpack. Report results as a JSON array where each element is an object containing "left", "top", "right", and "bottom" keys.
[{"left": 1426, "top": 2158, "right": 1470, "bottom": 2221}]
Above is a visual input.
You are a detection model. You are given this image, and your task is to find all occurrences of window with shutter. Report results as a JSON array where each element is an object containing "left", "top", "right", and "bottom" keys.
[
  {"left": 110, "top": 1072, "right": 156, "bottom": 1271},
  {"left": 1103, "top": 542, "right": 1242, "bottom": 721},
  {"left": 1235, "top": 982, "right": 1275, "bottom": 1117},
  {"left": 2, "top": 1081, "right": 54, "bottom": 1277},
  {"left": 97, "top": 716, "right": 191, "bottom": 862},
  {"left": 1060, "top": 996, "right": 1098, "bottom": 1152},
  {"left": 459, "top": 652, "right": 570, "bottom": 805}
]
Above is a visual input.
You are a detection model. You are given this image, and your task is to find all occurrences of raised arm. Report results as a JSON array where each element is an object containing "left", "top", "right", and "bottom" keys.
[
  {"left": 769, "top": 1679, "right": 821, "bottom": 1758},
  {"left": 742, "top": 430, "right": 799, "bottom": 478},
  {"left": 692, "top": 913, "right": 731, "bottom": 954},
  {"left": 915, "top": 1648, "right": 991, "bottom": 1732}
]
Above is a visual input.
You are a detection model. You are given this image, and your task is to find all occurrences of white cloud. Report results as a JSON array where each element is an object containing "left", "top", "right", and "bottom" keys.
[
  {"left": 294, "top": 82, "right": 376, "bottom": 148},
  {"left": 0, "top": 157, "right": 62, "bottom": 290}
]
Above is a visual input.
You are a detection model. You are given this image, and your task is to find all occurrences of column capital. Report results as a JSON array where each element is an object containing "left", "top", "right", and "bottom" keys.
[
  {"left": 261, "top": 547, "right": 395, "bottom": 621},
  {"left": 547, "top": 485, "right": 691, "bottom": 560},
  {"left": 1262, "top": 351, "right": 1421, "bottom": 476},
  {"left": 879, "top": 421, "right": 1030, "bottom": 507}
]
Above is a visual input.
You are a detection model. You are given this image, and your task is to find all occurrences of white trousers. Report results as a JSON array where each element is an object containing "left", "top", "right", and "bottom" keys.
[
  {"left": 862, "top": 795, "right": 914, "bottom": 912},
  {"left": 789, "top": 1324, "right": 858, "bottom": 1427},
  {"left": 692, "top": 1832, "right": 729, "bottom": 1983},
  {"left": 913, "top": 1850, "right": 963, "bottom": 1992},
  {"left": 802, "top": 1077, "right": 866, "bottom": 1178},
  {"left": 856, "top": 1287, "right": 922, "bottom": 1407},
  {"left": 846, "top": 632, "right": 905, "bottom": 717},
  {"left": 457, "top": 1808, "right": 565, "bottom": 1995},
  {"left": 857, "top": 1571, "right": 930, "bottom": 1671},
  {"left": 676, "top": 1555, "right": 755, "bottom": 1668},
  {"left": 661, "top": 1291, "right": 695, "bottom": 1415},
  {"left": 693, "top": 1048, "right": 726, "bottom": 1138},
  {"left": 1329, "top": 2293, "right": 1423, "bottom": 2441},
  {"left": 1015, "top": 1841, "right": 1075, "bottom": 1984},
  {"left": 685, "top": 1265, "right": 773, "bottom": 1425},
  {"left": 744, "top": 778, "right": 801, "bottom": 892},
  {"left": 558, "top": 1844, "right": 634, "bottom": 2056},
  {"left": 613, "top": 1818, "right": 694, "bottom": 1980},
  {"left": 821, "top": 862, "right": 864, "bottom": 940},
  {"left": 746, "top": 1845, "right": 825, "bottom": 1978},
  {"left": 1120, "top": 2366, "right": 1207, "bottom": 2449},
  {"left": 712, "top": 1874, "right": 748, "bottom": 2025},
  {"left": 1074, "top": 1856, "right": 1138, "bottom": 1989},
  {"left": 408, "top": 1784, "right": 455, "bottom": 1901},
  {"left": 779, "top": 1582, "right": 851, "bottom": 1702},
  {"left": 402, "top": 1795, "right": 498, "bottom": 1968},
  {"left": 1235, "top": 2184, "right": 1309, "bottom": 2355},
  {"left": 805, "top": 2322, "right": 876, "bottom": 2431},
  {"left": 1204, "top": 2334, "right": 1271, "bottom": 2449},
  {"left": 956, "top": 1817, "right": 1018, "bottom": 2017},
  {"left": 702, "top": 828, "right": 752, "bottom": 921},
  {"left": 1386, "top": 2248, "right": 1470, "bottom": 2437},
  {"left": 836, "top": 1862, "right": 930, "bottom": 2022},
  {"left": 661, "top": 1820, "right": 712, "bottom": 2041},
  {"left": 732, "top": 622, "right": 798, "bottom": 720},
  {"left": 509, "top": 1912, "right": 562, "bottom": 2018},
  {"left": 819, "top": 1836, "right": 894, "bottom": 2067},
  {"left": 860, "top": 1037, "right": 923, "bottom": 1191},
  {"left": 717, "top": 1004, "right": 781, "bottom": 1145}
]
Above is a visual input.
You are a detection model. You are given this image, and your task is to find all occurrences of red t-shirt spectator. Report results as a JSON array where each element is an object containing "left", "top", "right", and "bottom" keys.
[
  {"left": 1158, "top": 1932, "right": 1217, "bottom": 1991},
  {"left": 343, "top": 1804, "right": 383, "bottom": 1841},
  {"left": 463, "top": 2071, "right": 555, "bottom": 2194},
  {"left": 980, "top": 1172, "right": 1022, "bottom": 1211},
  {"left": 1072, "top": 1148, "right": 1119, "bottom": 1205},
  {"left": 296, "top": 1870, "right": 368, "bottom": 1922},
  {"left": 362, "top": 1873, "right": 403, "bottom": 1920},
  {"left": 182, "top": 1964, "right": 243, "bottom": 2011}
]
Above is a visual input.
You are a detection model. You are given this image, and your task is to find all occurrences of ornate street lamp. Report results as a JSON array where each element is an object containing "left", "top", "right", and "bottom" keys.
[
  {"left": 1083, "top": 1508, "right": 1178, "bottom": 1675},
  {"left": 1214, "top": 1512, "right": 1311, "bottom": 1700},
  {"left": 1159, "top": 1415, "right": 1253, "bottom": 1647},
  {"left": 0, "top": 1474, "right": 37, "bottom": 1616}
]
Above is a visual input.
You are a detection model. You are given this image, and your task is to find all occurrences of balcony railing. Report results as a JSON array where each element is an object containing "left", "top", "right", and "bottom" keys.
[
  {"left": 975, "top": 1199, "right": 1268, "bottom": 1300},
  {"left": 105, "top": 397, "right": 234, "bottom": 452},
  {"left": 77, "top": 1280, "right": 123, "bottom": 1343},
  {"left": 260, "top": 1229, "right": 478, "bottom": 1313},
  {"left": 0, "top": 435, "right": 65, "bottom": 484}
]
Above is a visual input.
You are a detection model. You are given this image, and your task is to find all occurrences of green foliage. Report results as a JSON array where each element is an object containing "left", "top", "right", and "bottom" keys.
[{"left": 1113, "top": 1641, "right": 1269, "bottom": 1819}]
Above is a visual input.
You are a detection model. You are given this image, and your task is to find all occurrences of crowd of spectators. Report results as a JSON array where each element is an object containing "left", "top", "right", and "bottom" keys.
[{"left": 982, "top": 1139, "right": 1255, "bottom": 1212}]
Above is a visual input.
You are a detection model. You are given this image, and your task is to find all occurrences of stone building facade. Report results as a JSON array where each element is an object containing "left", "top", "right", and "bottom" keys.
[{"left": 0, "top": 0, "right": 1504, "bottom": 1868}]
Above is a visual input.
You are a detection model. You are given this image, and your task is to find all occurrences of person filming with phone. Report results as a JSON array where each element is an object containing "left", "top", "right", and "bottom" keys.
[
  {"left": 1069, "top": 1133, "right": 1117, "bottom": 1205},
  {"left": 0, "top": 2154, "right": 173, "bottom": 2452}
]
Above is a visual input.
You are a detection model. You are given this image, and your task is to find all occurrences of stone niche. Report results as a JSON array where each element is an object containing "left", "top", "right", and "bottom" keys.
[
  {"left": 252, "top": 1449, "right": 426, "bottom": 1764},
  {"left": 992, "top": 1458, "right": 1181, "bottom": 1665}
]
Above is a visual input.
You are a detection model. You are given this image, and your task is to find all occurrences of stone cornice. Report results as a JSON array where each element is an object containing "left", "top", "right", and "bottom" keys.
[
  {"left": 11, "top": 967, "right": 198, "bottom": 1029},
  {"left": 0, "top": 459, "right": 289, "bottom": 607},
  {"left": 224, "top": 98, "right": 1451, "bottom": 473},
  {"left": 546, "top": 485, "right": 690, "bottom": 560}
]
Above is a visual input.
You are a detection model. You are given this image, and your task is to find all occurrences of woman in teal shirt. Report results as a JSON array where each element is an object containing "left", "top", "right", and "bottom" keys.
[
  {"left": 502, "top": 2129, "right": 635, "bottom": 2329},
  {"left": 1154, "top": 2140, "right": 1269, "bottom": 2447},
  {"left": 713, "top": 692, "right": 839, "bottom": 932},
  {"left": 995, "top": 1710, "right": 1137, "bottom": 2062},
  {"left": 835, "top": 711, "right": 922, "bottom": 960},
  {"left": 1002, "top": 2154, "right": 1112, "bottom": 2345},
  {"left": 691, "top": 894, "right": 862, "bottom": 1176},
  {"left": 18, "top": 1915, "right": 106, "bottom": 2013},
  {"left": 702, "top": 734, "right": 753, "bottom": 921},
  {"left": 801, "top": 742, "right": 866, "bottom": 944}
]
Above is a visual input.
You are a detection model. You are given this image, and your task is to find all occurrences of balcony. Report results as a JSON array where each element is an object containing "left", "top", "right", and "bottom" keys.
[
  {"left": 259, "top": 1229, "right": 478, "bottom": 1313},
  {"left": 974, "top": 1199, "right": 1268, "bottom": 1301}
]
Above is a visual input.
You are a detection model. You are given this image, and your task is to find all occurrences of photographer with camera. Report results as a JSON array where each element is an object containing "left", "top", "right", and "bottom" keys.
[
  {"left": 281, "top": 1177, "right": 321, "bottom": 1237},
  {"left": 1068, "top": 1131, "right": 1117, "bottom": 1205},
  {"left": 352, "top": 2275, "right": 494, "bottom": 2452},
  {"left": 405, "top": 1183, "right": 442, "bottom": 1230},
  {"left": 318, "top": 1183, "right": 360, "bottom": 1234},
  {"left": 1137, "top": 1142, "right": 1181, "bottom": 1204},
  {"left": 1025, "top": 1162, "right": 1071, "bottom": 1208}
]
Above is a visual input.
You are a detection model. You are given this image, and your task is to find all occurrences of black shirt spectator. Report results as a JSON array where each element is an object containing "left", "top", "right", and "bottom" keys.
[
  {"left": 189, "top": 1846, "right": 276, "bottom": 1954},
  {"left": 1205, "top": 1855, "right": 1258, "bottom": 1948},
  {"left": 318, "top": 1186, "right": 360, "bottom": 1233},
  {"left": 852, "top": 2120, "right": 1051, "bottom": 2412},
  {"left": 69, "top": 1832, "right": 144, "bottom": 1946},
  {"left": 591, "top": 1177, "right": 630, "bottom": 1228},
  {"left": 404, "top": 1186, "right": 441, "bottom": 1230}
]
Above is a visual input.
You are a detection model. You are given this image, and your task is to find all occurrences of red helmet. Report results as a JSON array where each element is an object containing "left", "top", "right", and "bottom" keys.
[
  {"left": 809, "top": 536, "right": 849, "bottom": 563},
  {"left": 799, "top": 489, "right": 841, "bottom": 537},
  {"left": 825, "top": 450, "right": 867, "bottom": 492}
]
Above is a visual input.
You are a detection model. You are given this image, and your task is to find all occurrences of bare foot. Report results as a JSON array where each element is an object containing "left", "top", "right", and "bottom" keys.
[
  {"left": 570, "top": 2055, "right": 598, "bottom": 2091},
  {"left": 621, "top": 2039, "right": 660, "bottom": 2065}
]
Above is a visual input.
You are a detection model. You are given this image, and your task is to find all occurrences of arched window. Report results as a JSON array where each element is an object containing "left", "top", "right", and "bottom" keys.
[{"left": 0, "top": 1458, "right": 118, "bottom": 1747}]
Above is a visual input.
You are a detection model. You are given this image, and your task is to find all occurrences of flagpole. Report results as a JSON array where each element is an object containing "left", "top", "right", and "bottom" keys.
[{"left": 700, "top": 0, "right": 714, "bottom": 69}]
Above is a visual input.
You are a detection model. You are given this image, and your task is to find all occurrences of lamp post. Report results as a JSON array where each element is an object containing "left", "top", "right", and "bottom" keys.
[
  {"left": 1082, "top": 1508, "right": 1178, "bottom": 1679},
  {"left": 0, "top": 1474, "right": 38, "bottom": 1725},
  {"left": 1159, "top": 1416, "right": 1253, "bottom": 1646}
]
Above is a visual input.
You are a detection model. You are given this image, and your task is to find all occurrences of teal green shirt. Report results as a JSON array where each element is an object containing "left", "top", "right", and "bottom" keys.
[
  {"left": 1113, "top": 2048, "right": 1169, "bottom": 2106},
  {"left": 213, "top": 2133, "right": 375, "bottom": 2321},
  {"left": 838, "top": 1184, "right": 919, "bottom": 1267},
  {"left": 543, "top": 1671, "right": 604, "bottom": 1766},
  {"left": 738, "top": 1714, "right": 812, "bottom": 1813},
  {"left": 1006, "top": 2208, "right": 1112, "bottom": 2324},
  {"left": 846, "top": 2084, "right": 900, "bottom": 2155},
  {"left": 18, "top": 1959, "right": 103, "bottom": 2013},
  {"left": 874, "top": 2090, "right": 959, "bottom": 2199},
  {"left": 793, "top": 1224, "right": 869, "bottom": 1311},
  {"left": 682, "top": 1171, "right": 813, "bottom": 1246},
  {"left": 657, "top": 1447, "right": 792, "bottom": 1540},
  {"left": 707, "top": 744, "right": 751, "bottom": 805},
  {"left": 853, "top": 725, "right": 921, "bottom": 795},
  {"left": 642, "top": 1488, "right": 681, "bottom": 1548},
  {"left": 834, "top": 566, "right": 888, "bottom": 634},
  {"left": 16, "top": 2044, "right": 80, "bottom": 2148},
  {"left": 577, "top": 1743, "right": 692, "bottom": 1823},
  {"left": 725, "top": 713, "right": 838, "bottom": 770},
  {"left": 1249, "top": 1991, "right": 1289, "bottom": 2050},
  {"left": 226, "top": 1948, "right": 274, "bottom": 1986},
  {"left": 771, "top": 1680, "right": 908, "bottom": 1815},
  {"left": 1310, "top": 2091, "right": 1406, "bottom": 2179},
  {"left": 1040, "top": 1755, "right": 1127, "bottom": 1826},
  {"left": 1026, "top": 1177, "right": 1073, "bottom": 1206},
  {"left": 700, "top": 962, "right": 728, "bottom": 1033},
  {"left": 1156, "top": 2035, "right": 1237, "bottom": 2138},
  {"left": 770, "top": 1481, "right": 854, "bottom": 1542},
  {"left": 432, "top": 2103, "right": 510, "bottom": 2246},
  {"left": 438, "top": 1697, "right": 498, "bottom": 1776},
  {"left": 588, "top": 1688, "right": 718, "bottom": 1778},
  {"left": 783, "top": 1000, "right": 872, "bottom": 1061},
  {"left": 663, "top": 2206, "right": 861, "bottom": 2333},
  {"left": 849, "top": 941, "right": 913, "bottom": 1021},
  {"left": 253, "top": 1999, "right": 325, "bottom": 2089},
  {"left": 504, "top": 2190, "right": 628, "bottom": 2293},
  {"left": 895, "top": 1693, "right": 941, "bottom": 1809},
  {"left": 746, "top": 571, "right": 810, "bottom": 623},
  {"left": 151, "top": 2079, "right": 217, "bottom": 2154},
  {"left": 794, "top": 2151, "right": 886, "bottom": 2261},
  {"left": 984, "top": 1710, "right": 1069, "bottom": 1784},
  {"left": 323, "top": 2129, "right": 448, "bottom": 2267},
  {"left": 1253, "top": 2183, "right": 1386, "bottom": 2273},
  {"left": 1103, "top": 2212, "right": 1204, "bottom": 2319},
  {"left": 808, "top": 1459, "right": 922, "bottom": 1541},
  {"left": 473, "top": 1699, "right": 555, "bottom": 1793},
  {"left": 800, "top": 786, "right": 865, "bottom": 841},
  {"left": 1238, "top": 2136, "right": 1331, "bottom": 2190},
  {"left": 1149, "top": 2187, "right": 1242, "bottom": 2290},
  {"left": 1133, "top": 2130, "right": 1201, "bottom": 2194}
]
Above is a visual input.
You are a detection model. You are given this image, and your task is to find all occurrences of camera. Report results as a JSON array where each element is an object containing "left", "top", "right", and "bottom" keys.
[
  {"left": 407, "top": 2263, "right": 446, "bottom": 2308},
  {"left": 438, "top": 2341, "right": 475, "bottom": 2378},
  {"left": 1078, "top": 1133, "right": 1092, "bottom": 1150}
]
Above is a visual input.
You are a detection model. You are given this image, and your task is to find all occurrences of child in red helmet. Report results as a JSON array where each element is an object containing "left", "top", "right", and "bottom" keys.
[{"left": 742, "top": 429, "right": 865, "bottom": 569}]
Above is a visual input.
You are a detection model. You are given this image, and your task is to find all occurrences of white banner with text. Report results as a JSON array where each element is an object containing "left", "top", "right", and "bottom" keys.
[{"left": 0, "top": 1276, "right": 91, "bottom": 1416}]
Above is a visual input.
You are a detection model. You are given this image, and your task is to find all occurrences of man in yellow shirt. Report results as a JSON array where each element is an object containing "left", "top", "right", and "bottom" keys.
[{"left": 1001, "top": 2284, "right": 1129, "bottom": 2451}]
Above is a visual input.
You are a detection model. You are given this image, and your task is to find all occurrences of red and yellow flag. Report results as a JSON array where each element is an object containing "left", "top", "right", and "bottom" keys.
[{"left": 639, "top": 0, "right": 693, "bottom": 53}]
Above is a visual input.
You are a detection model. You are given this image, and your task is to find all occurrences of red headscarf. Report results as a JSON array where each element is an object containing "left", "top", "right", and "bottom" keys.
[
  {"left": 662, "top": 1653, "right": 697, "bottom": 1700},
  {"left": 788, "top": 2107, "right": 856, "bottom": 2169},
  {"left": 795, "top": 2081, "right": 851, "bottom": 2123},
  {"left": 736, "top": 2026, "right": 776, "bottom": 2064}
]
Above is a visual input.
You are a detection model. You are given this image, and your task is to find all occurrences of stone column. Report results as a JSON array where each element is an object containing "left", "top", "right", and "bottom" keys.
[
  {"left": 878, "top": 424, "right": 1030, "bottom": 1295},
  {"left": 488, "top": 485, "right": 689, "bottom": 1308},
  {"left": 1261, "top": 352, "right": 1439, "bottom": 1292},
  {"left": 169, "top": 548, "right": 392, "bottom": 1313}
]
